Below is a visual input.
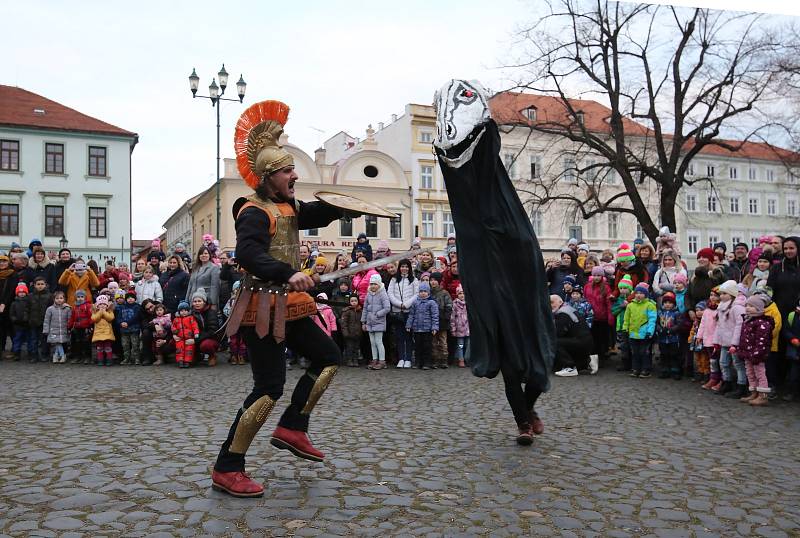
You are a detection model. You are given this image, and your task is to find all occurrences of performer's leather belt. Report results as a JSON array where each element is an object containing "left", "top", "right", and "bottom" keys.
[{"left": 226, "top": 275, "right": 315, "bottom": 342}]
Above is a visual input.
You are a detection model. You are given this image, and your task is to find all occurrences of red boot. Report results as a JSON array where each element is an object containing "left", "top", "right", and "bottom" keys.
[
  {"left": 530, "top": 411, "right": 544, "bottom": 435},
  {"left": 270, "top": 426, "right": 324, "bottom": 462},
  {"left": 516, "top": 423, "right": 534, "bottom": 446},
  {"left": 211, "top": 470, "right": 264, "bottom": 498}
]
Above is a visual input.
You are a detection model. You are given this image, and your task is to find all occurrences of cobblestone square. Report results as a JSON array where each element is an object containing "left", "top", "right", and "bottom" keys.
[{"left": 1, "top": 359, "right": 799, "bottom": 537}]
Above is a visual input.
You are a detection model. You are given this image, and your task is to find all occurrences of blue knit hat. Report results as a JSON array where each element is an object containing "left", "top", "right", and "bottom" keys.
[
  {"left": 419, "top": 282, "right": 431, "bottom": 293},
  {"left": 563, "top": 275, "right": 577, "bottom": 286},
  {"left": 177, "top": 301, "right": 190, "bottom": 311}
]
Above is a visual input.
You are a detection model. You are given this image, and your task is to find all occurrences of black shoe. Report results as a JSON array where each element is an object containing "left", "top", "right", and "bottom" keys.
[
  {"left": 629, "top": 370, "right": 640, "bottom": 378},
  {"left": 639, "top": 371, "right": 652, "bottom": 378},
  {"left": 726, "top": 384, "right": 747, "bottom": 399},
  {"left": 672, "top": 372, "right": 683, "bottom": 381},
  {"left": 716, "top": 381, "right": 733, "bottom": 396},
  {"left": 422, "top": 366, "right": 430, "bottom": 370}
]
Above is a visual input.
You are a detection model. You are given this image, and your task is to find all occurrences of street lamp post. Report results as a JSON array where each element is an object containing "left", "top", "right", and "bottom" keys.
[
  {"left": 188, "top": 65, "right": 247, "bottom": 239},
  {"left": 59, "top": 235, "right": 68, "bottom": 250}
]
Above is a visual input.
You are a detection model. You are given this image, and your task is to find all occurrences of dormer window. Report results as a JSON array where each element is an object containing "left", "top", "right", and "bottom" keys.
[
  {"left": 576, "top": 110, "right": 585, "bottom": 125},
  {"left": 523, "top": 106, "right": 537, "bottom": 122}
]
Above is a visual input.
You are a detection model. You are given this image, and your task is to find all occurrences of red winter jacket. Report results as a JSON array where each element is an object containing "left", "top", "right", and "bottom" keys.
[
  {"left": 585, "top": 278, "right": 613, "bottom": 324},
  {"left": 441, "top": 268, "right": 461, "bottom": 300},
  {"left": 173, "top": 314, "right": 199, "bottom": 341},
  {"left": 69, "top": 302, "right": 94, "bottom": 330}
]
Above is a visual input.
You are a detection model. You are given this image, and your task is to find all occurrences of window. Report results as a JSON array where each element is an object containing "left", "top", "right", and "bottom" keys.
[
  {"left": 788, "top": 198, "right": 798, "bottom": 217},
  {"left": 606, "top": 168, "right": 618, "bottom": 184},
  {"left": 685, "top": 193, "right": 697, "bottom": 212},
  {"left": 88, "top": 146, "right": 107, "bottom": 176},
  {"left": 503, "top": 153, "right": 516, "bottom": 178},
  {"left": 0, "top": 204, "right": 19, "bottom": 235},
  {"left": 730, "top": 232, "right": 743, "bottom": 246},
  {"left": 729, "top": 194, "right": 740, "bottom": 214},
  {"left": 750, "top": 235, "right": 760, "bottom": 249},
  {"left": 303, "top": 228, "right": 319, "bottom": 237},
  {"left": 365, "top": 215, "right": 378, "bottom": 238},
  {"left": 45, "top": 143, "right": 64, "bottom": 174},
  {"left": 586, "top": 216, "right": 596, "bottom": 238},
  {"left": 523, "top": 107, "right": 537, "bottom": 121},
  {"left": 636, "top": 223, "right": 644, "bottom": 240},
  {"left": 441, "top": 211, "right": 454, "bottom": 237},
  {"left": 767, "top": 197, "right": 778, "bottom": 216},
  {"left": 531, "top": 210, "right": 543, "bottom": 236},
  {"left": 748, "top": 167, "right": 757, "bottom": 181},
  {"left": 708, "top": 231, "right": 720, "bottom": 248},
  {"left": 607, "top": 214, "right": 619, "bottom": 239},
  {"left": 729, "top": 167, "right": 738, "bottom": 180},
  {"left": 421, "top": 211, "right": 434, "bottom": 238},
  {"left": 0, "top": 140, "right": 20, "bottom": 171},
  {"left": 766, "top": 169, "right": 775, "bottom": 182},
  {"left": 748, "top": 196, "right": 759, "bottom": 215},
  {"left": 706, "top": 192, "right": 718, "bottom": 212},
  {"left": 687, "top": 232, "right": 699, "bottom": 255},
  {"left": 530, "top": 154, "right": 541, "bottom": 179},
  {"left": 389, "top": 215, "right": 402, "bottom": 239},
  {"left": 363, "top": 165, "right": 378, "bottom": 178},
  {"left": 576, "top": 111, "right": 585, "bottom": 125},
  {"left": 687, "top": 163, "right": 695, "bottom": 177},
  {"left": 419, "top": 131, "right": 433, "bottom": 143},
  {"left": 45, "top": 205, "right": 64, "bottom": 237},
  {"left": 339, "top": 218, "right": 352, "bottom": 237},
  {"left": 563, "top": 157, "right": 577, "bottom": 183},
  {"left": 88, "top": 207, "right": 107, "bottom": 238},
  {"left": 420, "top": 165, "right": 433, "bottom": 189},
  {"left": 706, "top": 164, "right": 715, "bottom": 178}
]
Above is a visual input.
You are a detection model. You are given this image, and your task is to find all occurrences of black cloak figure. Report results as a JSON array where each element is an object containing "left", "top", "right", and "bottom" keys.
[{"left": 433, "top": 79, "right": 555, "bottom": 445}]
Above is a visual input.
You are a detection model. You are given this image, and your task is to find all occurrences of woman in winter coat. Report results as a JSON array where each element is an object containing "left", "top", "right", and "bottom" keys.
[
  {"left": 767, "top": 236, "right": 800, "bottom": 319},
  {"left": 131, "top": 259, "right": 148, "bottom": 283},
  {"left": 361, "top": 274, "right": 391, "bottom": 369},
  {"left": 547, "top": 249, "right": 585, "bottom": 296},
  {"left": 190, "top": 289, "right": 220, "bottom": 366},
  {"left": 159, "top": 255, "right": 190, "bottom": 313},
  {"left": 135, "top": 266, "right": 163, "bottom": 304},
  {"left": 0, "top": 255, "right": 19, "bottom": 358},
  {"left": 387, "top": 259, "right": 418, "bottom": 368},
  {"left": 637, "top": 243, "right": 659, "bottom": 282},
  {"left": 185, "top": 247, "right": 221, "bottom": 309},
  {"left": 28, "top": 247, "right": 56, "bottom": 292},
  {"left": 652, "top": 249, "right": 687, "bottom": 297},
  {"left": 52, "top": 249, "right": 75, "bottom": 293},
  {"left": 584, "top": 266, "right": 614, "bottom": 365},
  {"left": 43, "top": 291, "right": 72, "bottom": 362}
]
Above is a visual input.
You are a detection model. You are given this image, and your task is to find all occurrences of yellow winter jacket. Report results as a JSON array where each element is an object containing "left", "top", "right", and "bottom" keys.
[
  {"left": 765, "top": 302, "right": 782, "bottom": 352},
  {"left": 91, "top": 309, "right": 115, "bottom": 342},
  {"left": 59, "top": 268, "right": 100, "bottom": 307}
]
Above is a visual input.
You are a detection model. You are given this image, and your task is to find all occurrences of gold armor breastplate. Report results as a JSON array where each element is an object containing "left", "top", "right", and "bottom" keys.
[{"left": 243, "top": 194, "right": 300, "bottom": 268}]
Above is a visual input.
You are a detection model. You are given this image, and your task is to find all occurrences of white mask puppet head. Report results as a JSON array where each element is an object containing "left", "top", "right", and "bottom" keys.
[{"left": 433, "top": 79, "right": 491, "bottom": 168}]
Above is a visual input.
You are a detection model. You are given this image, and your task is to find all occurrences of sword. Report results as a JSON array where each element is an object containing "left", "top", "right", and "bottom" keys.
[{"left": 313, "top": 249, "right": 418, "bottom": 283}]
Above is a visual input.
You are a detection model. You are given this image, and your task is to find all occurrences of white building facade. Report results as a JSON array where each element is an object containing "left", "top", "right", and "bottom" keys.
[{"left": 0, "top": 86, "right": 138, "bottom": 263}]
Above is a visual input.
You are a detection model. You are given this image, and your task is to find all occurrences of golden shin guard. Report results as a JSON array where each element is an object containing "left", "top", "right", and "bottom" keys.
[
  {"left": 301, "top": 365, "right": 338, "bottom": 415},
  {"left": 229, "top": 395, "right": 277, "bottom": 454}
]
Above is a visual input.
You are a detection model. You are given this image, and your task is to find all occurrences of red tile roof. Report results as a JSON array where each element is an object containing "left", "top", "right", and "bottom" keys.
[
  {"left": 0, "top": 85, "right": 137, "bottom": 141},
  {"left": 490, "top": 91, "right": 796, "bottom": 163}
]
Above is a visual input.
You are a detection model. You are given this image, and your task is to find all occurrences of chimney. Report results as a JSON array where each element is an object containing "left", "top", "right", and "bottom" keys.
[
  {"left": 391, "top": 114, "right": 398, "bottom": 122},
  {"left": 378, "top": 122, "right": 384, "bottom": 130},
  {"left": 314, "top": 147, "right": 326, "bottom": 165}
]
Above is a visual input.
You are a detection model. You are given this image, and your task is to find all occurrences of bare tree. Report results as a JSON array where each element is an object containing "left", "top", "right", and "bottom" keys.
[{"left": 503, "top": 0, "right": 784, "bottom": 243}]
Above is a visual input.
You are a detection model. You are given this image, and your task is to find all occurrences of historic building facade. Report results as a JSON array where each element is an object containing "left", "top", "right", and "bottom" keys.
[{"left": 0, "top": 85, "right": 138, "bottom": 263}]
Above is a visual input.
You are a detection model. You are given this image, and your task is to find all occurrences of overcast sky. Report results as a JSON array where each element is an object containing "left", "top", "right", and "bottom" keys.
[{"left": 4, "top": 0, "right": 798, "bottom": 239}]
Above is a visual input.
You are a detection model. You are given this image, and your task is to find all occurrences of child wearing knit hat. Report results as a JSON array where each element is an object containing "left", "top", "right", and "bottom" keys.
[
  {"left": 568, "top": 285, "right": 594, "bottom": 329},
  {"left": 737, "top": 295, "right": 775, "bottom": 406},
  {"left": 712, "top": 280, "right": 748, "bottom": 397},
  {"left": 622, "top": 281, "right": 657, "bottom": 377},
  {"left": 611, "top": 275, "right": 634, "bottom": 372},
  {"left": 362, "top": 273, "right": 391, "bottom": 370},
  {"left": 689, "top": 301, "right": 710, "bottom": 384},
  {"left": 91, "top": 294, "right": 115, "bottom": 366},
  {"left": 406, "top": 281, "right": 438, "bottom": 370},
  {"left": 9, "top": 283, "right": 33, "bottom": 361},
  {"left": 656, "top": 291, "right": 684, "bottom": 379}
]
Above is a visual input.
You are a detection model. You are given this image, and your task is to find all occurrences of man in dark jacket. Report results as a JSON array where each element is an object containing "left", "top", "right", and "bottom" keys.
[
  {"left": 551, "top": 295, "right": 593, "bottom": 376},
  {"left": 729, "top": 243, "right": 751, "bottom": 283}
]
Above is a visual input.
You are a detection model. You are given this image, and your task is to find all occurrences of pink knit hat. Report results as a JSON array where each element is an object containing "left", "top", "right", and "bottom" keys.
[
  {"left": 591, "top": 266, "right": 605, "bottom": 277},
  {"left": 673, "top": 273, "right": 688, "bottom": 285}
]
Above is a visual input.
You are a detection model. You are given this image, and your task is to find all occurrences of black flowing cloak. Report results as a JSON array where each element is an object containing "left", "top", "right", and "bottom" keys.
[{"left": 436, "top": 119, "right": 555, "bottom": 391}]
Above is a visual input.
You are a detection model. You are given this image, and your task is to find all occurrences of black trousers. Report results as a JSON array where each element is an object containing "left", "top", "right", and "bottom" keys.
[
  {"left": 591, "top": 321, "right": 610, "bottom": 362},
  {"left": 500, "top": 360, "right": 543, "bottom": 427},
  {"left": 414, "top": 332, "right": 433, "bottom": 368},
  {"left": 659, "top": 342, "right": 681, "bottom": 372},
  {"left": 140, "top": 326, "right": 154, "bottom": 362},
  {"left": 554, "top": 336, "right": 592, "bottom": 370},
  {"left": 214, "top": 316, "right": 341, "bottom": 472}
]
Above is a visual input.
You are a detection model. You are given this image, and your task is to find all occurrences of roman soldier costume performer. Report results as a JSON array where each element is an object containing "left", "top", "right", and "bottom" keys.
[
  {"left": 211, "top": 100, "right": 348, "bottom": 498},
  {"left": 432, "top": 80, "right": 556, "bottom": 446}
]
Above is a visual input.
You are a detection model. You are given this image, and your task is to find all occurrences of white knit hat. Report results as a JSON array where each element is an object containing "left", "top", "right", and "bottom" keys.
[{"left": 718, "top": 280, "right": 738, "bottom": 297}]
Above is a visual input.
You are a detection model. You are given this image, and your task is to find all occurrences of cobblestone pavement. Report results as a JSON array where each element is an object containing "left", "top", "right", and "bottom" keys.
[{"left": 1, "top": 357, "right": 799, "bottom": 538}]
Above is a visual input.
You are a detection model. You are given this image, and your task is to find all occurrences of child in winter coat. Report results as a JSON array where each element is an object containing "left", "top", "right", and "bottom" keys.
[
  {"left": 314, "top": 293, "right": 338, "bottom": 338},
  {"left": 69, "top": 290, "right": 94, "bottom": 363},
  {"left": 561, "top": 275, "right": 577, "bottom": 301},
  {"left": 10, "top": 283, "right": 33, "bottom": 361},
  {"left": 585, "top": 267, "right": 613, "bottom": 365},
  {"left": 712, "top": 280, "right": 747, "bottom": 397},
  {"left": 611, "top": 275, "right": 634, "bottom": 371},
  {"left": 736, "top": 295, "right": 775, "bottom": 406},
  {"left": 27, "top": 276, "right": 53, "bottom": 361},
  {"left": 91, "top": 295, "right": 115, "bottom": 366},
  {"left": 450, "top": 284, "right": 470, "bottom": 368},
  {"left": 406, "top": 282, "right": 439, "bottom": 370},
  {"left": 43, "top": 291, "right": 71, "bottom": 363},
  {"left": 428, "top": 273, "right": 452, "bottom": 368},
  {"left": 782, "top": 299, "right": 800, "bottom": 401},
  {"left": 689, "top": 301, "right": 710, "bottom": 383},
  {"left": 568, "top": 285, "right": 594, "bottom": 328},
  {"left": 115, "top": 291, "right": 143, "bottom": 365},
  {"left": 151, "top": 305, "right": 174, "bottom": 366},
  {"left": 361, "top": 274, "right": 390, "bottom": 370},
  {"left": 340, "top": 295, "right": 363, "bottom": 367},
  {"left": 622, "top": 283, "right": 657, "bottom": 377},
  {"left": 656, "top": 292, "right": 684, "bottom": 379},
  {"left": 699, "top": 289, "right": 722, "bottom": 390},
  {"left": 173, "top": 301, "right": 199, "bottom": 368}
]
